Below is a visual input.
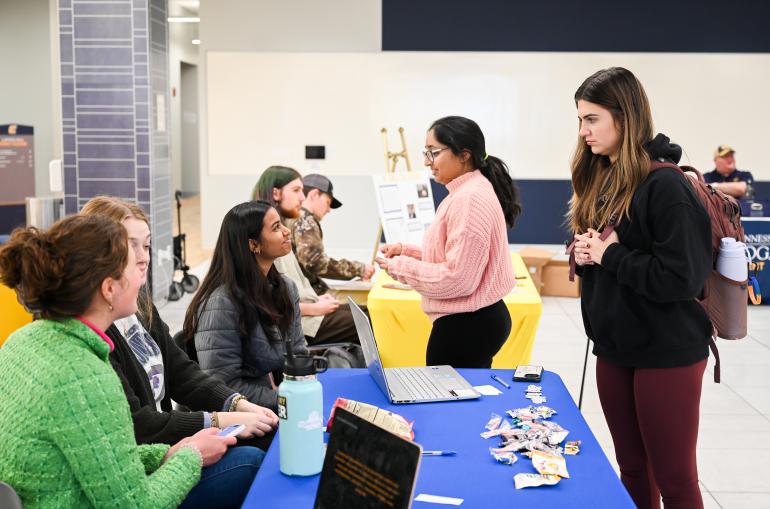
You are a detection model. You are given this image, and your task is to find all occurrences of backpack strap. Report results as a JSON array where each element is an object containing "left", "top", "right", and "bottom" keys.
[
  {"left": 653, "top": 160, "right": 723, "bottom": 382},
  {"left": 566, "top": 239, "right": 577, "bottom": 282},
  {"left": 709, "top": 331, "right": 721, "bottom": 383},
  {"left": 650, "top": 160, "right": 679, "bottom": 172}
]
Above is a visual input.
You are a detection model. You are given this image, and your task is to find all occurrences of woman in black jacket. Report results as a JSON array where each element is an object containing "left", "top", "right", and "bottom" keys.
[
  {"left": 81, "top": 197, "right": 278, "bottom": 444},
  {"left": 569, "top": 68, "right": 711, "bottom": 509}
]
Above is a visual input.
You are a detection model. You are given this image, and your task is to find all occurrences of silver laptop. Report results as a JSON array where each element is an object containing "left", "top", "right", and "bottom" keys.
[{"left": 348, "top": 298, "right": 480, "bottom": 404}]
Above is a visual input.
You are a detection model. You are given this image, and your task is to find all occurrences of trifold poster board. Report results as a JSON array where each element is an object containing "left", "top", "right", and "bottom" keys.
[
  {"left": 314, "top": 408, "right": 422, "bottom": 509},
  {"left": 373, "top": 171, "right": 436, "bottom": 245}
]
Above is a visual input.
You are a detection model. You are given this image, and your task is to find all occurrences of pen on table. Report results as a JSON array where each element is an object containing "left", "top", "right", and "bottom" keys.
[
  {"left": 490, "top": 373, "right": 511, "bottom": 389},
  {"left": 421, "top": 450, "right": 456, "bottom": 456}
]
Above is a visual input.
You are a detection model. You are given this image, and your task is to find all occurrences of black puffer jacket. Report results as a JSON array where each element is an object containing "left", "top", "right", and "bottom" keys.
[{"left": 193, "top": 275, "right": 308, "bottom": 410}]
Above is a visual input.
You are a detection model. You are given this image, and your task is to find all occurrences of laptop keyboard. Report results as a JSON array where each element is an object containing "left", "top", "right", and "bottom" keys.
[{"left": 391, "top": 368, "right": 446, "bottom": 400}]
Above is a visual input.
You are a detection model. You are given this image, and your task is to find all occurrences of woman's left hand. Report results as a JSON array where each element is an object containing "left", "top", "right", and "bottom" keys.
[
  {"left": 228, "top": 399, "right": 279, "bottom": 437},
  {"left": 573, "top": 228, "right": 619, "bottom": 266}
]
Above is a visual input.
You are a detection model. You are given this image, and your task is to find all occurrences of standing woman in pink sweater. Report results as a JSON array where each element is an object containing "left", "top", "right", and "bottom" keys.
[{"left": 376, "top": 116, "right": 521, "bottom": 368}]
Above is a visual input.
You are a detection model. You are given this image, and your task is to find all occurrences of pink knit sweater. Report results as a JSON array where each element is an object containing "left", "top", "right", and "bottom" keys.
[{"left": 388, "top": 170, "right": 515, "bottom": 321}]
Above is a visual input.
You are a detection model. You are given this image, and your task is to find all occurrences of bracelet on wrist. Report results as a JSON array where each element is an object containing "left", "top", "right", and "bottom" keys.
[
  {"left": 229, "top": 394, "right": 246, "bottom": 412},
  {"left": 211, "top": 411, "right": 219, "bottom": 429}
]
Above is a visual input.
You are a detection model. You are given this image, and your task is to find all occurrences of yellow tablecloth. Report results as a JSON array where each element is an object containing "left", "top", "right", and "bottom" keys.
[
  {"left": 367, "top": 252, "right": 542, "bottom": 368},
  {"left": 0, "top": 284, "right": 33, "bottom": 347}
]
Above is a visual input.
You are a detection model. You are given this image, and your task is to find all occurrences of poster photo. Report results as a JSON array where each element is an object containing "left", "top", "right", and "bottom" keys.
[{"left": 372, "top": 171, "right": 436, "bottom": 245}]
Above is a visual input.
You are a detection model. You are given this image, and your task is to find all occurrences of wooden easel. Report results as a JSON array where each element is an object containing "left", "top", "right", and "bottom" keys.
[{"left": 372, "top": 127, "right": 412, "bottom": 263}]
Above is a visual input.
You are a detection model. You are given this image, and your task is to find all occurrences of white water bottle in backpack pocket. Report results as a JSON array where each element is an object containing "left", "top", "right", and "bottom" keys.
[
  {"left": 711, "top": 237, "right": 748, "bottom": 341},
  {"left": 715, "top": 238, "right": 748, "bottom": 282}
]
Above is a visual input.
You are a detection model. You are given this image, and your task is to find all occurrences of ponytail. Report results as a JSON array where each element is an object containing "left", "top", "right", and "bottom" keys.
[
  {"left": 479, "top": 155, "right": 521, "bottom": 228},
  {"left": 429, "top": 116, "right": 522, "bottom": 229},
  {"left": 0, "top": 228, "right": 64, "bottom": 314}
]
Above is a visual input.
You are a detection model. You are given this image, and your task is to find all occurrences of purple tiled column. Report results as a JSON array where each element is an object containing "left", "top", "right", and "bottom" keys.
[{"left": 58, "top": 0, "right": 173, "bottom": 301}]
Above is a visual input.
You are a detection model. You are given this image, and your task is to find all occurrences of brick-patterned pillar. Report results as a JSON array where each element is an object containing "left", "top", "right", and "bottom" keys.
[{"left": 58, "top": 0, "right": 173, "bottom": 301}]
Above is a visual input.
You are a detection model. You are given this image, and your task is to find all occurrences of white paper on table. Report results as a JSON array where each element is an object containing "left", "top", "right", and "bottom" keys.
[
  {"left": 414, "top": 493, "right": 464, "bottom": 505},
  {"left": 323, "top": 278, "right": 373, "bottom": 291},
  {"left": 473, "top": 384, "right": 503, "bottom": 396}
]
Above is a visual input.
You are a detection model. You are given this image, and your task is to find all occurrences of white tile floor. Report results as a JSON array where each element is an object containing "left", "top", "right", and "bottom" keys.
[{"left": 158, "top": 251, "right": 770, "bottom": 508}]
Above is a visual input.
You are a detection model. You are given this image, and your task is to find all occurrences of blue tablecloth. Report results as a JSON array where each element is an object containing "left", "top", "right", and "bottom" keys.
[{"left": 242, "top": 368, "right": 633, "bottom": 508}]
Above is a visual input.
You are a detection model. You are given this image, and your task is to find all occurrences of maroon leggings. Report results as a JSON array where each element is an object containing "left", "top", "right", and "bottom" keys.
[{"left": 596, "top": 357, "right": 707, "bottom": 509}]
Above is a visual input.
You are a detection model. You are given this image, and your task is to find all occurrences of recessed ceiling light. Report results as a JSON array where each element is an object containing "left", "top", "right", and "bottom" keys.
[{"left": 192, "top": 39, "right": 201, "bottom": 45}]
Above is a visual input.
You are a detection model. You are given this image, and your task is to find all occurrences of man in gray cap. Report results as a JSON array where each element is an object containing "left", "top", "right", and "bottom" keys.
[
  {"left": 291, "top": 174, "right": 375, "bottom": 295},
  {"left": 704, "top": 144, "right": 754, "bottom": 200}
]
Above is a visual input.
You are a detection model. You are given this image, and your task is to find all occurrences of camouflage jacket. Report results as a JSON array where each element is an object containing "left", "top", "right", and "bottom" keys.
[{"left": 290, "top": 208, "right": 365, "bottom": 294}]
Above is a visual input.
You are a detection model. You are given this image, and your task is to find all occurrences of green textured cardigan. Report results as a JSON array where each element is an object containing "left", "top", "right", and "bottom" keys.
[{"left": 0, "top": 318, "right": 202, "bottom": 508}]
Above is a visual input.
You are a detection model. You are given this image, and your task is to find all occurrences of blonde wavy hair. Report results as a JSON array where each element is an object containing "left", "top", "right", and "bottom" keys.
[
  {"left": 567, "top": 67, "right": 654, "bottom": 233},
  {"left": 81, "top": 196, "right": 154, "bottom": 327}
]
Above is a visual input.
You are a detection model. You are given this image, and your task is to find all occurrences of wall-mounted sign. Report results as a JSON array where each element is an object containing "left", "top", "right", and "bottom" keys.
[{"left": 0, "top": 124, "right": 35, "bottom": 204}]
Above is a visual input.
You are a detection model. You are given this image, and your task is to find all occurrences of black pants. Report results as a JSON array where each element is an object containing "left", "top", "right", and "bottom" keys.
[
  {"left": 426, "top": 300, "right": 511, "bottom": 368},
  {"left": 308, "top": 303, "right": 364, "bottom": 346}
]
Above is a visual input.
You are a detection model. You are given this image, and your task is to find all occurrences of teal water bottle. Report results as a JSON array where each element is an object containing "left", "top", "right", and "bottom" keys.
[{"left": 277, "top": 351, "right": 327, "bottom": 476}]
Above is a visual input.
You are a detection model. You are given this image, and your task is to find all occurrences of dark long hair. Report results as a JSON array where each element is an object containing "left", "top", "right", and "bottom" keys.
[
  {"left": 182, "top": 200, "right": 294, "bottom": 345},
  {"left": 429, "top": 116, "right": 521, "bottom": 228}
]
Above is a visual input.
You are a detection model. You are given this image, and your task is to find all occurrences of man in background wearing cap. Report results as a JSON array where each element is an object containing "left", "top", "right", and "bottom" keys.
[
  {"left": 703, "top": 145, "right": 754, "bottom": 200},
  {"left": 291, "top": 174, "right": 375, "bottom": 295},
  {"left": 254, "top": 167, "right": 361, "bottom": 347}
]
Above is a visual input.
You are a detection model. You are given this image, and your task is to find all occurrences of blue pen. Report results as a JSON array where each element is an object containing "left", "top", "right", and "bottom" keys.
[
  {"left": 490, "top": 373, "right": 511, "bottom": 389},
  {"left": 421, "top": 450, "right": 457, "bottom": 456}
]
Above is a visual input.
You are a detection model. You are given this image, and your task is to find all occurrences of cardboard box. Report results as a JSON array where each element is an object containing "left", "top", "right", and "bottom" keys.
[
  {"left": 519, "top": 247, "right": 555, "bottom": 294},
  {"left": 541, "top": 260, "right": 581, "bottom": 297}
]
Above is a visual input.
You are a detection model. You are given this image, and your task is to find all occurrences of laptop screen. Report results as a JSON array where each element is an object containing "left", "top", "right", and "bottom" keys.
[{"left": 347, "top": 298, "right": 393, "bottom": 399}]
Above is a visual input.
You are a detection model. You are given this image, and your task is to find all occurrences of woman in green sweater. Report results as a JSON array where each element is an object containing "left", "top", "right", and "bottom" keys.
[{"left": 0, "top": 214, "right": 235, "bottom": 508}]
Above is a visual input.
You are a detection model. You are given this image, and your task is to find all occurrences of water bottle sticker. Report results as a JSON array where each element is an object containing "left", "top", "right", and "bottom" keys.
[
  {"left": 277, "top": 395, "right": 288, "bottom": 420},
  {"left": 298, "top": 410, "right": 323, "bottom": 431}
]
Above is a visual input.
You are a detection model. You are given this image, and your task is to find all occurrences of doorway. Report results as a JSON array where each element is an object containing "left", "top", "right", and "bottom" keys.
[{"left": 180, "top": 61, "right": 199, "bottom": 195}]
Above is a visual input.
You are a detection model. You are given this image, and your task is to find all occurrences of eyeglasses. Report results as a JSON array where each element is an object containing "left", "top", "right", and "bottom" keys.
[{"left": 422, "top": 147, "right": 450, "bottom": 163}]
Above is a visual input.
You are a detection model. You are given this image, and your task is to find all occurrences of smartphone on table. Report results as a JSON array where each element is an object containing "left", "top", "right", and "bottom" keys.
[{"left": 512, "top": 365, "right": 543, "bottom": 383}]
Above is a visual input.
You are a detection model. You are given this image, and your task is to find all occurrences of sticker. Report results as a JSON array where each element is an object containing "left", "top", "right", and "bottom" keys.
[
  {"left": 277, "top": 395, "right": 288, "bottom": 420},
  {"left": 298, "top": 410, "right": 323, "bottom": 431}
]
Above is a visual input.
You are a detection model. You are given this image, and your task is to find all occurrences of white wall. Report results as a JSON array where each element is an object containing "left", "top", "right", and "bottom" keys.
[
  {"left": 207, "top": 51, "right": 770, "bottom": 180},
  {"left": 200, "top": 0, "right": 381, "bottom": 53},
  {"left": 198, "top": 0, "right": 382, "bottom": 248},
  {"left": 197, "top": 0, "right": 770, "bottom": 250},
  {"left": 0, "top": 0, "right": 57, "bottom": 197}
]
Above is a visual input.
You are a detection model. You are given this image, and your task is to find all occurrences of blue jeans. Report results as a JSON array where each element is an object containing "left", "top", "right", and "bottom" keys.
[{"left": 179, "top": 446, "right": 265, "bottom": 509}]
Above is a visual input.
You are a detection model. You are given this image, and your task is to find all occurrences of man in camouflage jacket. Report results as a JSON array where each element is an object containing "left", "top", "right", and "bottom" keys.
[{"left": 291, "top": 174, "right": 375, "bottom": 295}]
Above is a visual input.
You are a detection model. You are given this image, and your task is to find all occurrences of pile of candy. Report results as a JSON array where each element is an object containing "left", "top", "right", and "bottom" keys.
[{"left": 480, "top": 384, "right": 582, "bottom": 489}]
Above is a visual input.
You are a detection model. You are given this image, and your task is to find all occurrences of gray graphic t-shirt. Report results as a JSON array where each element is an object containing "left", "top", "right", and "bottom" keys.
[{"left": 114, "top": 315, "right": 165, "bottom": 410}]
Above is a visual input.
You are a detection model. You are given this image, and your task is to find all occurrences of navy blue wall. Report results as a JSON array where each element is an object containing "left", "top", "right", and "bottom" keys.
[
  {"left": 383, "top": 0, "right": 770, "bottom": 52},
  {"left": 432, "top": 179, "right": 770, "bottom": 245},
  {"left": 430, "top": 178, "right": 573, "bottom": 245},
  {"left": 0, "top": 206, "right": 26, "bottom": 235}
]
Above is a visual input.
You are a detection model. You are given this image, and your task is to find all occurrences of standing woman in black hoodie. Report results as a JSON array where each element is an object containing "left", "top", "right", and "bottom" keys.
[{"left": 570, "top": 67, "right": 712, "bottom": 509}]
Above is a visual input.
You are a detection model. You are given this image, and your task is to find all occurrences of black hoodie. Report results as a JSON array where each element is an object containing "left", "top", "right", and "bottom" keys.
[{"left": 579, "top": 133, "right": 713, "bottom": 368}]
